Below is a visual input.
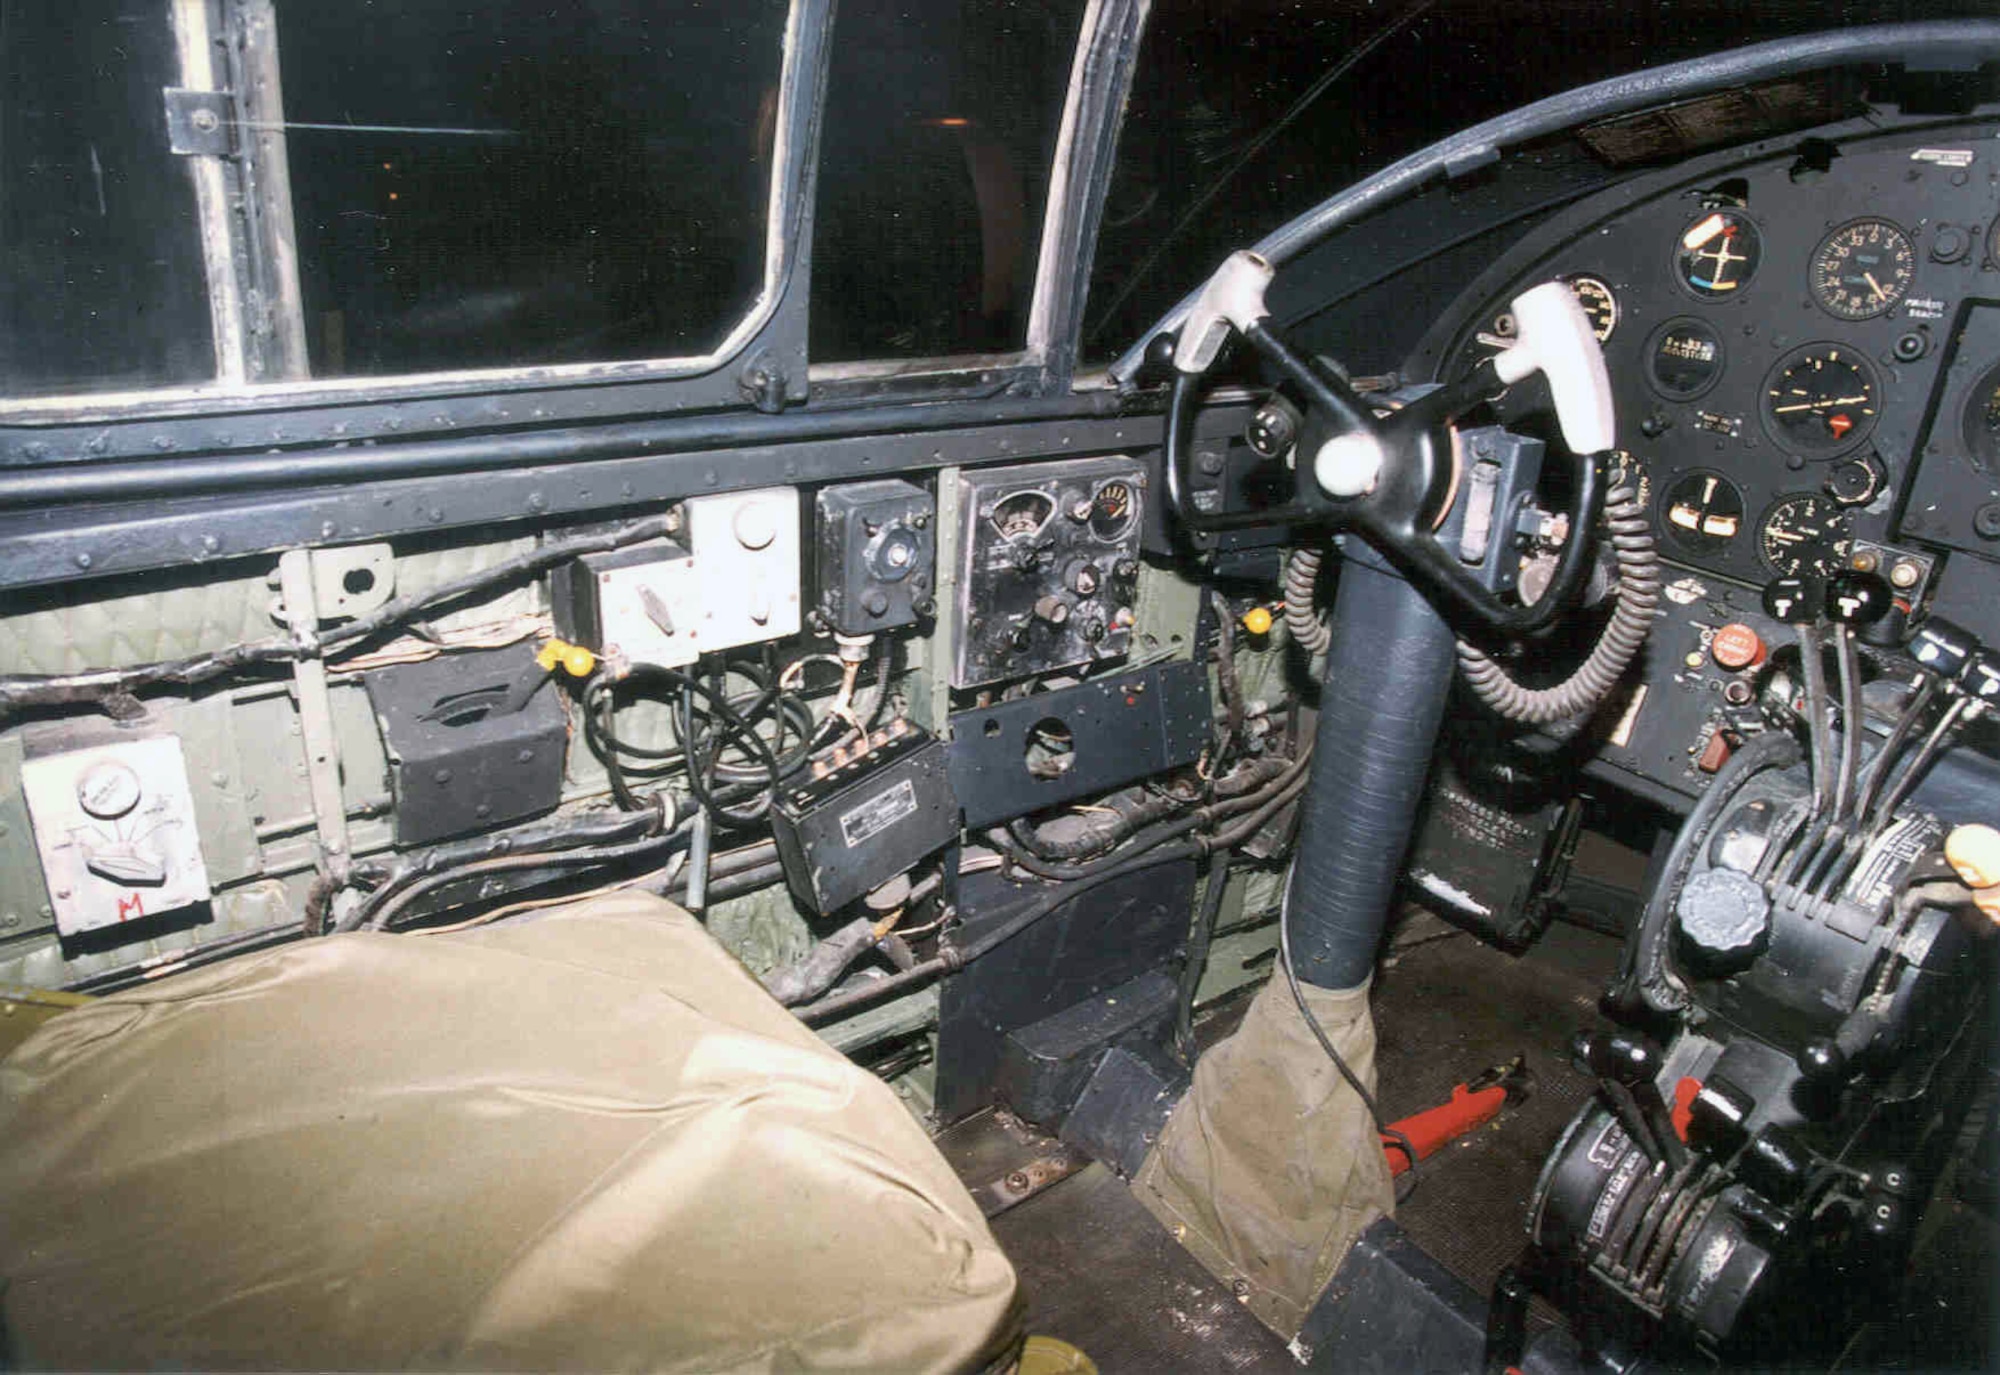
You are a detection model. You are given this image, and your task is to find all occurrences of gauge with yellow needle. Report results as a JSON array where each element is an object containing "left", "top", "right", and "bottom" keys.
[{"left": 1761, "top": 343, "right": 1880, "bottom": 457}]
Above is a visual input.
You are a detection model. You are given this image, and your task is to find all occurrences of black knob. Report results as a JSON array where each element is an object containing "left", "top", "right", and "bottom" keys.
[
  {"left": 1761, "top": 575, "right": 1823, "bottom": 625},
  {"left": 1825, "top": 569, "right": 1892, "bottom": 626},
  {"left": 1963, "top": 648, "right": 2000, "bottom": 702},
  {"left": 1797, "top": 1037, "right": 1847, "bottom": 1084},
  {"left": 1675, "top": 867, "right": 1771, "bottom": 972},
  {"left": 1573, "top": 1030, "right": 1663, "bottom": 1087},
  {"left": 1910, "top": 616, "right": 1977, "bottom": 681}
]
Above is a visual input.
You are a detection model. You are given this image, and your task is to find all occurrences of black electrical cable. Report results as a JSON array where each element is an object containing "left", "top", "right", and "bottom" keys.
[
  {"left": 365, "top": 830, "right": 686, "bottom": 931},
  {"left": 0, "top": 515, "right": 679, "bottom": 715},
  {"left": 797, "top": 842, "right": 1205, "bottom": 1028},
  {"left": 1175, "top": 852, "right": 1232, "bottom": 1064},
  {"left": 1278, "top": 875, "right": 1419, "bottom": 1201},
  {"left": 584, "top": 663, "right": 788, "bottom": 823},
  {"left": 989, "top": 753, "right": 1311, "bottom": 882}
]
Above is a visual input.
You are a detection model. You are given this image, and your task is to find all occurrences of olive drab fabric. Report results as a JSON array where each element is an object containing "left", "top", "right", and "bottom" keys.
[
  {"left": 0, "top": 893, "right": 1021, "bottom": 1371},
  {"left": 1133, "top": 975, "right": 1393, "bottom": 1339}
]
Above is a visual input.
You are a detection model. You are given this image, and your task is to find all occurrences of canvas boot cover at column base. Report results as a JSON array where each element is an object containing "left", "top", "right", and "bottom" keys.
[{"left": 1133, "top": 974, "right": 1393, "bottom": 1338}]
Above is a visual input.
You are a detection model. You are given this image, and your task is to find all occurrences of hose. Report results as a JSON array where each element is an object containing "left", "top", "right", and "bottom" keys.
[
  {"left": 1454, "top": 478, "right": 1659, "bottom": 725},
  {"left": 1284, "top": 548, "right": 1332, "bottom": 657}
]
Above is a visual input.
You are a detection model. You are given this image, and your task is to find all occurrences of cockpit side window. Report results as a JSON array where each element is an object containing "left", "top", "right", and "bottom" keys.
[
  {"left": 808, "top": 0, "right": 1088, "bottom": 365},
  {"left": 0, "top": 0, "right": 805, "bottom": 423}
]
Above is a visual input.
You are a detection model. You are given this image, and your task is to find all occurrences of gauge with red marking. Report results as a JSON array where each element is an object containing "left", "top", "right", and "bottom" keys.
[
  {"left": 1674, "top": 210, "right": 1762, "bottom": 298},
  {"left": 1760, "top": 344, "right": 1879, "bottom": 457}
]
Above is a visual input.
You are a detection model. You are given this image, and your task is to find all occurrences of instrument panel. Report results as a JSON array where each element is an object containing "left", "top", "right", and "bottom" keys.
[{"left": 1440, "top": 118, "right": 2000, "bottom": 617}]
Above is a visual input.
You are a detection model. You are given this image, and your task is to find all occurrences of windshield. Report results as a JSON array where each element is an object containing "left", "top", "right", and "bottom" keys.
[{"left": 1084, "top": 0, "right": 1998, "bottom": 360}]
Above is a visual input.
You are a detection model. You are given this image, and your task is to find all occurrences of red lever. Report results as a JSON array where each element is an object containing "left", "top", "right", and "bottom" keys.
[{"left": 1380, "top": 1055, "right": 1531, "bottom": 1177}]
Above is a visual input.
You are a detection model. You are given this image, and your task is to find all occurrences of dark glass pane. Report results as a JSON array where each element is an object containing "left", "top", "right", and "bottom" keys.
[
  {"left": 811, "top": 0, "right": 1088, "bottom": 363},
  {"left": 0, "top": 4, "right": 215, "bottom": 398},
  {"left": 277, "top": 0, "right": 788, "bottom": 378},
  {"left": 1085, "top": 0, "right": 1998, "bottom": 360}
]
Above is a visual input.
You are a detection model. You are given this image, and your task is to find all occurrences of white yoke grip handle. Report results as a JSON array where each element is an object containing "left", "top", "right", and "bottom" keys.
[
  {"left": 1174, "top": 251, "right": 1275, "bottom": 374},
  {"left": 1491, "top": 281, "right": 1616, "bottom": 455}
]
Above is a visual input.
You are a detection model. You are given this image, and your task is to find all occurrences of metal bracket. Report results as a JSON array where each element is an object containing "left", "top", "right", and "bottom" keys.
[
  {"left": 307, "top": 543, "right": 396, "bottom": 622},
  {"left": 276, "top": 551, "right": 351, "bottom": 876},
  {"left": 162, "top": 88, "right": 236, "bottom": 158}
]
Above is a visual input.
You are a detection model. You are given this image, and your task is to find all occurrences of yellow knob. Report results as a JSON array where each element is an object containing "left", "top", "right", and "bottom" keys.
[
  {"left": 536, "top": 638, "right": 599, "bottom": 678},
  {"left": 1241, "top": 605, "right": 1275, "bottom": 636},
  {"left": 1945, "top": 824, "right": 2000, "bottom": 889}
]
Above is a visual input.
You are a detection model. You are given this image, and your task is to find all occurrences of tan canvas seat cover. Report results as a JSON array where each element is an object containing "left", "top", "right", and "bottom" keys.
[{"left": 0, "top": 893, "right": 1020, "bottom": 1371}]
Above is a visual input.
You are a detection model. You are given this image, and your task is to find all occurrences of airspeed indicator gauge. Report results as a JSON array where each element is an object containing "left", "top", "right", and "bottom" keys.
[
  {"left": 1562, "top": 274, "right": 1619, "bottom": 342},
  {"left": 1809, "top": 218, "right": 1916, "bottom": 321}
]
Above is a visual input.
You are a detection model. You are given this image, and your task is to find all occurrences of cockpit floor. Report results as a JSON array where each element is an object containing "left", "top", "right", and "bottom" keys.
[{"left": 986, "top": 908, "right": 1622, "bottom": 1372}]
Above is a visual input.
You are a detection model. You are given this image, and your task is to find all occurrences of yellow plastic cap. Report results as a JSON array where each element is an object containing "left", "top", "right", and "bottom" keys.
[
  {"left": 536, "top": 638, "right": 599, "bottom": 678},
  {"left": 1241, "top": 605, "right": 1274, "bottom": 636}
]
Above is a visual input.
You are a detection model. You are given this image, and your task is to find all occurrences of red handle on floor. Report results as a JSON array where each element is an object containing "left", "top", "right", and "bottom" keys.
[{"left": 1379, "top": 1081, "right": 1511, "bottom": 1177}]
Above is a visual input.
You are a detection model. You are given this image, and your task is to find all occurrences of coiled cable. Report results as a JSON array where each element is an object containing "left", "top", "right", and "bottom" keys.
[
  {"left": 1283, "top": 548, "right": 1332, "bottom": 661},
  {"left": 1454, "top": 478, "right": 1659, "bottom": 724}
]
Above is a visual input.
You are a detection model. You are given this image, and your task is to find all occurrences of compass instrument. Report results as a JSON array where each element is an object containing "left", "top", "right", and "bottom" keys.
[
  {"left": 1646, "top": 318, "right": 1725, "bottom": 400},
  {"left": 1674, "top": 210, "right": 1762, "bottom": 297},
  {"left": 1758, "top": 492, "right": 1851, "bottom": 579},
  {"left": 1761, "top": 344, "right": 1879, "bottom": 456},
  {"left": 1809, "top": 218, "right": 1916, "bottom": 320}
]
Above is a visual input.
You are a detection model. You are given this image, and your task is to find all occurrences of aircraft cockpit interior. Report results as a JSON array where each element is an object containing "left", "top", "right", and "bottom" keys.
[{"left": 2, "top": 3, "right": 1998, "bottom": 1370}]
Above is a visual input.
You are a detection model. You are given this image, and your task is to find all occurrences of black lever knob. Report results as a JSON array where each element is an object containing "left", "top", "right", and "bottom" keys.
[
  {"left": 1825, "top": 568, "right": 1892, "bottom": 627},
  {"left": 1962, "top": 647, "right": 2000, "bottom": 702},
  {"left": 1910, "top": 616, "right": 1978, "bottom": 681},
  {"left": 1572, "top": 1029, "right": 1663, "bottom": 1087},
  {"left": 1761, "top": 575, "right": 1823, "bottom": 625}
]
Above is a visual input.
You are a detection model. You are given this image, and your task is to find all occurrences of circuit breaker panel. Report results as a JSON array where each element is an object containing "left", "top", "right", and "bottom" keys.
[{"left": 950, "top": 457, "right": 1147, "bottom": 688}]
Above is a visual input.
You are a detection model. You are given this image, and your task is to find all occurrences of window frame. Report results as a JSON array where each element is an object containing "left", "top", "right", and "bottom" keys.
[
  {"left": 0, "top": 0, "right": 830, "bottom": 430},
  {"left": 0, "top": 0, "right": 1142, "bottom": 467}
]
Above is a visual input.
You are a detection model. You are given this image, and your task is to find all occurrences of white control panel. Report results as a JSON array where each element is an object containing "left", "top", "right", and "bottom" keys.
[
  {"left": 592, "top": 488, "right": 802, "bottom": 667},
  {"left": 21, "top": 735, "right": 212, "bottom": 935}
]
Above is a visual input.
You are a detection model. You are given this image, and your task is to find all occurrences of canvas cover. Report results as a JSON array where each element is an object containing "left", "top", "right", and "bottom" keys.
[
  {"left": 1133, "top": 975, "right": 1393, "bottom": 1338},
  {"left": 0, "top": 892, "right": 1020, "bottom": 1371}
]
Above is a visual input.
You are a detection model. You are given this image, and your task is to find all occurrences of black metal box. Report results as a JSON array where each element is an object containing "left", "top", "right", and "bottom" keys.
[
  {"left": 363, "top": 645, "right": 569, "bottom": 846},
  {"left": 770, "top": 720, "right": 959, "bottom": 914},
  {"left": 813, "top": 479, "right": 936, "bottom": 636}
]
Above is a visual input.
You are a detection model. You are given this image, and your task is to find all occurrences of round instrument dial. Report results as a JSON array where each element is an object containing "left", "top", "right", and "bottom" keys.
[
  {"left": 1963, "top": 361, "right": 2000, "bottom": 474},
  {"left": 1809, "top": 218, "right": 1916, "bottom": 321},
  {"left": 1563, "top": 274, "right": 1619, "bottom": 342},
  {"left": 1759, "top": 493, "right": 1851, "bottom": 579},
  {"left": 1088, "top": 480, "right": 1136, "bottom": 540},
  {"left": 1662, "top": 471, "right": 1744, "bottom": 553},
  {"left": 1645, "top": 318, "right": 1725, "bottom": 400},
  {"left": 1761, "top": 345, "right": 1879, "bottom": 457},
  {"left": 1675, "top": 210, "right": 1762, "bottom": 298}
]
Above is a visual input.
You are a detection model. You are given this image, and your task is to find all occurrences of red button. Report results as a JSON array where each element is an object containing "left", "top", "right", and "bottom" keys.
[{"left": 1711, "top": 622, "right": 1766, "bottom": 671}]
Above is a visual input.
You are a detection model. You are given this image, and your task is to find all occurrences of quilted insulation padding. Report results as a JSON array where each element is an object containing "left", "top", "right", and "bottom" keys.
[{"left": 0, "top": 537, "right": 541, "bottom": 674}]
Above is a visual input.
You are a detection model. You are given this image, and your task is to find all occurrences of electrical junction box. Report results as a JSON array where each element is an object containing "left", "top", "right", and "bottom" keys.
[
  {"left": 770, "top": 718, "right": 959, "bottom": 915},
  {"left": 550, "top": 487, "right": 802, "bottom": 667},
  {"left": 20, "top": 734, "right": 211, "bottom": 937}
]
